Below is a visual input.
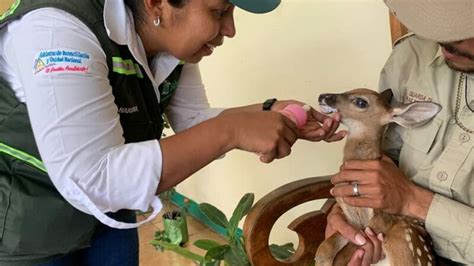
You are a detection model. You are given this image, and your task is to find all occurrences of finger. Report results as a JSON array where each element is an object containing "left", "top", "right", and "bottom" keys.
[
  {"left": 365, "top": 227, "right": 382, "bottom": 264},
  {"left": 331, "top": 183, "right": 378, "bottom": 198},
  {"left": 300, "top": 129, "right": 326, "bottom": 141},
  {"left": 259, "top": 152, "right": 275, "bottom": 164},
  {"left": 324, "top": 130, "right": 347, "bottom": 142},
  {"left": 360, "top": 236, "right": 374, "bottom": 266},
  {"left": 331, "top": 170, "right": 375, "bottom": 184},
  {"left": 322, "top": 118, "right": 338, "bottom": 138},
  {"left": 328, "top": 208, "right": 367, "bottom": 246},
  {"left": 281, "top": 115, "right": 299, "bottom": 133},
  {"left": 381, "top": 154, "right": 397, "bottom": 165},
  {"left": 300, "top": 121, "right": 324, "bottom": 132},
  {"left": 342, "top": 196, "right": 379, "bottom": 209},
  {"left": 283, "top": 125, "right": 299, "bottom": 145},
  {"left": 275, "top": 141, "right": 292, "bottom": 159},
  {"left": 309, "top": 109, "right": 330, "bottom": 123},
  {"left": 298, "top": 122, "right": 324, "bottom": 139},
  {"left": 342, "top": 159, "right": 382, "bottom": 171},
  {"left": 321, "top": 117, "right": 334, "bottom": 132},
  {"left": 332, "top": 112, "right": 342, "bottom": 122},
  {"left": 378, "top": 233, "right": 386, "bottom": 260},
  {"left": 348, "top": 249, "right": 365, "bottom": 266},
  {"left": 278, "top": 128, "right": 297, "bottom": 158},
  {"left": 325, "top": 222, "right": 337, "bottom": 238}
]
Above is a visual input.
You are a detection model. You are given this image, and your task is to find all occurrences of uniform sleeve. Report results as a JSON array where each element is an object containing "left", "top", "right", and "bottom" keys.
[
  {"left": 165, "top": 63, "right": 224, "bottom": 133},
  {"left": 426, "top": 194, "right": 474, "bottom": 263},
  {"left": 3, "top": 8, "right": 162, "bottom": 227}
]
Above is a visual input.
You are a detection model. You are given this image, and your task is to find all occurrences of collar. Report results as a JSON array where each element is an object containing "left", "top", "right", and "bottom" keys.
[
  {"left": 428, "top": 45, "right": 444, "bottom": 66},
  {"left": 103, "top": 0, "right": 180, "bottom": 88}
]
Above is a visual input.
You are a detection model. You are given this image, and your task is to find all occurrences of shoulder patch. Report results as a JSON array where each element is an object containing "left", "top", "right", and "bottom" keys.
[
  {"left": 393, "top": 32, "right": 415, "bottom": 48},
  {"left": 33, "top": 49, "right": 91, "bottom": 76}
]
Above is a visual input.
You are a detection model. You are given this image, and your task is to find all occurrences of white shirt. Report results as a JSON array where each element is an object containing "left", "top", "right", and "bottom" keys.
[{"left": 0, "top": 0, "right": 223, "bottom": 228}]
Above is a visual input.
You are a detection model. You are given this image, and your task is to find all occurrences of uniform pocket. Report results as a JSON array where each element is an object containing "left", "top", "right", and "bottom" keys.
[
  {"left": 404, "top": 118, "right": 442, "bottom": 154},
  {"left": 398, "top": 118, "right": 443, "bottom": 178}
]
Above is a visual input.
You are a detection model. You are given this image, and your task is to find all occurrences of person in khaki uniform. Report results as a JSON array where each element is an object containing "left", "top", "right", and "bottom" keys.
[{"left": 326, "top": 0, "right": 473, "bottom": 265}]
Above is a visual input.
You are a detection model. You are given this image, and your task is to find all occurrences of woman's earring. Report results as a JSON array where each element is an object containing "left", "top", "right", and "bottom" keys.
[{"left": 153, "top": 17, "right": 161, "bottom": 27}]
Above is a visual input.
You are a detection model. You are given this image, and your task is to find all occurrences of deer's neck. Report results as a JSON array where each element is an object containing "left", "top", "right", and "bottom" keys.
[
  {"left": 337, "top": 126, "right": 384, "bottom": 229},
  {"left": 343, "top": 130, "right": 384, "bottom": 161}
]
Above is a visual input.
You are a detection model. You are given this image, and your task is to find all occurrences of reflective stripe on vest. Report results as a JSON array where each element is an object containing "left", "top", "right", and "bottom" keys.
[
  {"left": 112, "top": 57, "right": 144, "bottom": 78},
  {"left": 0, "top": 0, "right": 21, "bottom": 21},
  {"left": 0, "top": 142, "right": 46, "bottom": 172}
]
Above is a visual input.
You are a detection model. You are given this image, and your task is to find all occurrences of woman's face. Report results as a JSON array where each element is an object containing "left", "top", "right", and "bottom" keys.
[{"left": 159, "top": 0, "right": 236, "bottom": 63}]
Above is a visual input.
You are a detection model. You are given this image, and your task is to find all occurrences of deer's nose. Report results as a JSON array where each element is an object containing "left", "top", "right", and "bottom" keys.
[{"left": 318, "top": 94, "right": 337, "bottom": 105}]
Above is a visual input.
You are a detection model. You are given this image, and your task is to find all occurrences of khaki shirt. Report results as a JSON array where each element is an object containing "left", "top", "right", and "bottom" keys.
[{"left": 379, "top": 35, "right": 473, "bottom": 264}]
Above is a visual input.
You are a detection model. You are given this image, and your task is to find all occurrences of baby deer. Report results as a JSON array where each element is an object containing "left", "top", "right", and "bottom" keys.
[{"left": 315, "top": 88, "right": 441, "bottom": 266}]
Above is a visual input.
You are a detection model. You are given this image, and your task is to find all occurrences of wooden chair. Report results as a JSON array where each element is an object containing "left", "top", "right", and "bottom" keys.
[{"left": 243, "top": 14, "right": 409, "bottom": 266}]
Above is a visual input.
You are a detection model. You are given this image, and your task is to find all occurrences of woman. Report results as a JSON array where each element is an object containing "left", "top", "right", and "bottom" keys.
[{"left": 0, "top": 0, "right": 344, "bottom": 265}]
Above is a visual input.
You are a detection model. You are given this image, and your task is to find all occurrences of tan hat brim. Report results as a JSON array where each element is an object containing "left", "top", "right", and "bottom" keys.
[{"left": 385, "top": 0, "right": 474, "bottom": 42}]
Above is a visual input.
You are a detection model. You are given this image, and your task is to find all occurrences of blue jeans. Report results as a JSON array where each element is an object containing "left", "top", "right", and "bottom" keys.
[{"left": 38, "top": 211, "right": 139, "bottom": 266}]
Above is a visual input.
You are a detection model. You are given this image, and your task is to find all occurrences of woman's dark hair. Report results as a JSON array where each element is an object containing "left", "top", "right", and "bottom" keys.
[{"left": 124, "top": 0, "right": 188, "bottom": 27}]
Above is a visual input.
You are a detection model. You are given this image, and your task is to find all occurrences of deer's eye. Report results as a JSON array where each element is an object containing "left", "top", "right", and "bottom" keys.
[{"left": 353, "top": 98, "right": 368, "bottom": 108}]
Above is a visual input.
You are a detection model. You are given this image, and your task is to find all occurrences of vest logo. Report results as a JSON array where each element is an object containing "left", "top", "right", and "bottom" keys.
[
  {"left": 33, "top": 49, "right": 90, "bottom": 75},
  {"left": 118, "top": 106, "right": 139, "bottom": 114},
  {"left": 160, "top": 79, "right": 178, "bottom": 102},
  {"left": 405, "top": 90, "right": 432, "bottom": 103}
]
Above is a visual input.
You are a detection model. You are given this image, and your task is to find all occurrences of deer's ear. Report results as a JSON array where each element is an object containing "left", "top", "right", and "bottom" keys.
[
  {"left": 380, "top": 89, "right": 394, "bottom": 105},
  {"left": 390, "top": 102, "right": 442, "bottom": 128}
]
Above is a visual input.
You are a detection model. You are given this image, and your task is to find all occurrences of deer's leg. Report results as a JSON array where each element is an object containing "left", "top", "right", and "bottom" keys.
[
  {"left": 383, "top": 220, "right": 435, "bottom": 266},
  {"left": 333, "top": 242, "right": 358, "bottom": 266},
  {"left": 314, "top": 232, "right": 348, "bottom": 266}
]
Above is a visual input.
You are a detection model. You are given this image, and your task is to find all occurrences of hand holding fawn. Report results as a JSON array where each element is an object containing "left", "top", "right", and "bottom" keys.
[{"left": 315, "top": 88, "right": 441, "bottom": 266}]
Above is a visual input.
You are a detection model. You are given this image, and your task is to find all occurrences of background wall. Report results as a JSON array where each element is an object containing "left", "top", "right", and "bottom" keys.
[{"left": 175, "top": 0, "right": 393, "bottom": 246}]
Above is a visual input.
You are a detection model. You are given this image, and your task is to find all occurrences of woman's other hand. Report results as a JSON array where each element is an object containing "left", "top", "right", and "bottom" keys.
[{"left": 272, "top": 100, "right": 347, "bottom": 142}]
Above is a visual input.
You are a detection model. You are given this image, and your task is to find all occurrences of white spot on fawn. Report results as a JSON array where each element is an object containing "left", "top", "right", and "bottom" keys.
[
  {"left": 428, "top": 254, "right": 433, "bottom": 261},
  {"left": 405, "top": 232, "right": 411, "bottom": 242}
]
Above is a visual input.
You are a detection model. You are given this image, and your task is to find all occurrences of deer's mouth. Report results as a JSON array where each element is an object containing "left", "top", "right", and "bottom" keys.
[{"left": 319, "top": 101, "right": 338, "bottom": 114}]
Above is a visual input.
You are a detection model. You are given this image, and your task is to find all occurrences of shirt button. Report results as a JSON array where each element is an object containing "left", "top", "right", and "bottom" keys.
[
  {"left": 459, "top": 133, "right": 470, "bottom": 143},
  {"left": 437, "top": 171, "right": 448, "bottom": 181}
]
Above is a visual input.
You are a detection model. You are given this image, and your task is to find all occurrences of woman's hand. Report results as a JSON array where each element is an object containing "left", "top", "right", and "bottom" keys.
[
  {"left": 326, "top": 204, "right": 385, "bottom": 266},
  {"left": 272, "top": 100, "right": 347, "bottom": 142},
  {"left": 330, "top": 155, "right": 434, "bottom": 220},
  {"left": 221, "top": 111, "right": 299, "bottom": 163}
]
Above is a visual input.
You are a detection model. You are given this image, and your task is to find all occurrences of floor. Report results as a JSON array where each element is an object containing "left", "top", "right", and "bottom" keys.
[{"left": 137, "top": 211, "right": 227, "bottom": 266}]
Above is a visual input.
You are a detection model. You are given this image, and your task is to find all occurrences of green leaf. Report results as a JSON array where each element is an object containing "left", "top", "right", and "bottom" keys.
[
  {"left": 269, "top": 243, "right": 295, "bottom": 260},
  {"left": 194, "top": 239, "right": 222, "bottom": 251},
  {"left": 224, "top": 241, "right": 250, "bottom": 266},
  {"left": 227, "top": 193, "right": 254, "bottom": 238},
  {"left": 205, "top": 244, "right": 229, "bottom": 261},
  {"left": 200, "top": 260, "right": 220, "bottom": 266},
  {"left": 150, "top": 240, "right": 204, "bottom": 262},
  {"left": 199, "top": 203, "right": 229, "bottom": 228}
]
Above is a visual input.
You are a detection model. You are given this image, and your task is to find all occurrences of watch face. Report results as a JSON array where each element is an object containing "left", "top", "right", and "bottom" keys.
[{"left": 263, "top": 98, "right": 277, "bottom": 111}]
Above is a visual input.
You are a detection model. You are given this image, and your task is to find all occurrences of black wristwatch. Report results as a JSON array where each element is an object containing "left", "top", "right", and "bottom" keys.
[{"left": 262, "top": 98, "right": 277, "bottom": 111}]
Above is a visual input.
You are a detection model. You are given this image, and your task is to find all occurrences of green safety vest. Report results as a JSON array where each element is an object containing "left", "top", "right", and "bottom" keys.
[{"left": 0, "top": 0, "right": 182, "bottom": 264}]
